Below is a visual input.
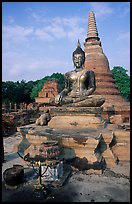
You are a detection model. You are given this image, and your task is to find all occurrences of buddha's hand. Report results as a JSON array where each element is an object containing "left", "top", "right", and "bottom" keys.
[
  {"left": 81, "top": 90, "right": 92, "bottom": 96},
  {"left": 79, "top": 90, "right": 87, "bottom": 96},
  {"left": 55, "top": 94, "right": 63, "bottom": 105}
]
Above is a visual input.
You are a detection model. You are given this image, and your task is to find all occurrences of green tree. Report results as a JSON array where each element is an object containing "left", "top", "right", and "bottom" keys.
[
  {"left": 111, "top": 66, "right": 130, "bottom": 101},
  {"left": 24, "top": 80, "right": 37, "bottom": 103},
  {"left": 2, "top": 80, "right": 36, "bottom": 105},
  {"left": 2, "top": 81, "right": 17, "bottom": 104}
]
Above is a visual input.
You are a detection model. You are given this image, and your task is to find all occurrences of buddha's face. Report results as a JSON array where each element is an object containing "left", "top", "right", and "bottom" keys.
[{"left": 73, "top": 53, "right": 84, "bottom": 68}]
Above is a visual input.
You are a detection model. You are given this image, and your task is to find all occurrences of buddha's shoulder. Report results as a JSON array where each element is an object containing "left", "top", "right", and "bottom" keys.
[
  {"left": 65, "top": 70, "right": 75, "bottom": 77},
  {"left": 84, "top": 70, "right": 95, "bottom": 75}
]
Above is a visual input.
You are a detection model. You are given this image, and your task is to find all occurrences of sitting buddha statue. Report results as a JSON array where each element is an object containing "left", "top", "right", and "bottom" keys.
[{"left": 50, "top": 40, "right": 105, "bottom": 107}]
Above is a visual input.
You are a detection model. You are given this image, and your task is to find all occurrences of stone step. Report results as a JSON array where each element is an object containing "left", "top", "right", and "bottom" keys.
[
  {"left": 111, "top": 146, "right": 130, "bottom": 162},
  {"left": 115, "top": 140, "right": 130, "bottom": 144},
  {"left": 104, "top": 158, "right": 116, "bottom": 168},
  {"left": 112, "top": 144, "right": 130, "bottom": 150},
  {"left": 118, "top": 159, "right": 130, "bottom": 163},
  {"left": 113, "top": 153, "right": 130, "bottom": 158},
  {"left": 114, "top": 130, "right": 130, "bottom": 135}
]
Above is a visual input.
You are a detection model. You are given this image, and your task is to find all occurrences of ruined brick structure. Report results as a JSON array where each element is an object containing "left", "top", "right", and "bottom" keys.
[
  {"left": 35, "top": 80, "right": 59, "bottom": 104},
  {"left": 84, "top": 11, "right": 130, "bottom": 121}
]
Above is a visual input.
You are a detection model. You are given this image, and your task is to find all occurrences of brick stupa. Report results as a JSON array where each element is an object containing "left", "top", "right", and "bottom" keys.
[
  {"left": 84, "top": 11, "right": 130, "bottom": 121},
  {"left": 35, "top": 80, "right": 59, "bottom": 104}
]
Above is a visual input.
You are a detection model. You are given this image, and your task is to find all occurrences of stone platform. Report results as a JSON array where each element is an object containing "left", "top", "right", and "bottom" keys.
[
  {"left": 14, "top": 124, "right": 104, "bottom": 164},
  {"left": 14, "top": 106, "right": 130, "bottom": 171},
  {"left": 44, "top": 106, "right": 104, "bottom": 129},
  {"left": 14, "top": 122, "right": 130, "bottom": 170}
]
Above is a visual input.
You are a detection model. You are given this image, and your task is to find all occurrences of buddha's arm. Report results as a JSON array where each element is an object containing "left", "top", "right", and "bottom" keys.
[
  {"left": 54, "top": 74, "right": 70, "bottom": 104},
  {"left": 60, "top": 76, "right": 70, "bottom": 96},
  {"left": 85, "top": 70, "right": 96, "bottom": 95}
]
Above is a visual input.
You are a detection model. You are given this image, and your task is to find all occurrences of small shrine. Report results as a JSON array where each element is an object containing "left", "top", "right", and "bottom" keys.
[{"left": 35, "top": 80, "right": 59, "bottom": 105}]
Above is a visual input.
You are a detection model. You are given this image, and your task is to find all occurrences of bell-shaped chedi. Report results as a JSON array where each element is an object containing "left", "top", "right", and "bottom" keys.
[{"left": 84, "top": 11, "right": 130, "bottom": 121}]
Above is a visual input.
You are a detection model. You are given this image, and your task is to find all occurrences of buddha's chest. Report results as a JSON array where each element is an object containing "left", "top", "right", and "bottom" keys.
[{"left": 70, "top": 70, "right": 86, "bottom": 82}]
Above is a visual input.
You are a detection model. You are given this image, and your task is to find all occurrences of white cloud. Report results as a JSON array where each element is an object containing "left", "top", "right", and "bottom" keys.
[
  {"left": 3, "top": 15, "right": 86, "bottom": 44},
  {"left": 122, "top": 2, "right": 130, "bottom": 15},
  {"left": 26, "top": 6, "right": 49, "bottom": 22},
  {"left": 38, "top": 16, "right": 86, "bottom": 40},
  {"left": 31, "top": 12, "right": 42, "bottom": 22},
  {"left": 117, "top": 2, "right": 130, "bottom": 17},
  {"left": 8, "top": 16, "right": 15, "bottom": 24},
  {"left": 2, "top": 51, "right": 72, "bottom": 81},
  {"left": 52, "top": 16, "right": 81, "bottom": 27},
  {"left": 89, "top": 2, "right": 113, "bottom": 18},
  {"left": 3, "top": 25, "right": 34, "bottom": 43},
  {"left": 117, "top": 31, "right": 130, "bottom": 41},
  {"left": 34, "top": 29, "right": 53, "bottom": 41},
  {"left": 3, "top": 5, "right": 129, "bottom": 82},
  {"left": 1, "top": 13, "right": 100, "bottom": 81},
  {"left": 44, "top": 25, "right": 67, "bottom": 39},
  {"left": 10, "top": 64, "right": 23, "bottom": 76}
]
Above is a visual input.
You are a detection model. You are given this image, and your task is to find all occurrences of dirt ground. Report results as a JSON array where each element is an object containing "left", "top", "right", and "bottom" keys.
[{"left": 2, "top": 132, "right": 130, "bottom": 202}]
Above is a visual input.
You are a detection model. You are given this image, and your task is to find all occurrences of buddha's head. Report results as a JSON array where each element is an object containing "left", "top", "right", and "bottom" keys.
[{"left": 72, "top": 40, "right": 85, "bottom": 69}]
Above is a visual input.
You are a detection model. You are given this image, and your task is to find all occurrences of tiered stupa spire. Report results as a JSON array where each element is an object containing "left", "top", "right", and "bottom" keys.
[
  {"left": 84, "top": 11, "right": 130, "bottom": 121},
  {"left": 86, "top": 11, "right": 99, "bottom": 41}
]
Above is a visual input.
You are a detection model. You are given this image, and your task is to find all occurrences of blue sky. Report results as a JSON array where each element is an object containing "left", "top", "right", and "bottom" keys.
[{"left": 2, "top": 2, "right": 130, "bottom": 82}]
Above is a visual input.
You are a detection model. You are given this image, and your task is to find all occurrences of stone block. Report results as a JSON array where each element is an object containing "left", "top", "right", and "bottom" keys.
[
  {"left": 114, "top": 130, "right": 130, "bottom": 138},
  {"left": 111, "top": 146, "right": 130, "bottom": 163},
  {"left": 73, "top": 149, "right": 98, "bottom": 163},
  {"left": 26, "top": 134, "right": 48, "bottom": 144},
  {"left": 61, "top": 137, "right": 99, "bottom": 148},
  {"left": 109, "top": 115, "right": 123, "bottom": 124},
  {"left": 48, "top": 115, "right": 103, "bottom": 129},
  {"left": 85, "top": 169, "right": 102, "bottom": 175}
]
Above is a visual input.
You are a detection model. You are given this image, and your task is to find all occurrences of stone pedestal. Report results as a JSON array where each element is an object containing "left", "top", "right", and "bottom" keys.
[
  {"left": 14, "top": 124, "right": 103, "bottom": 164},
  {"left": 48, "top": 115, "right": 103, "bottom": 129},
  {"left": 14, "top": 106, "right": 130, "bottom": 171},
  {"left": 48, "top": 106, "right": 104, "bottom": 129}
]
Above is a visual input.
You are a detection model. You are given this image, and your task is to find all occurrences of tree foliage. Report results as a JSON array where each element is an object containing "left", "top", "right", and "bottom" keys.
[
  {"left": 2, "top": 80, "right": 36, "bottom": 105},
  {"left": 2, "top": 73, "right": 65, "bottom": 104},
  {"left": 111, "top": 66, "right": 130, "bottom": 101}
]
